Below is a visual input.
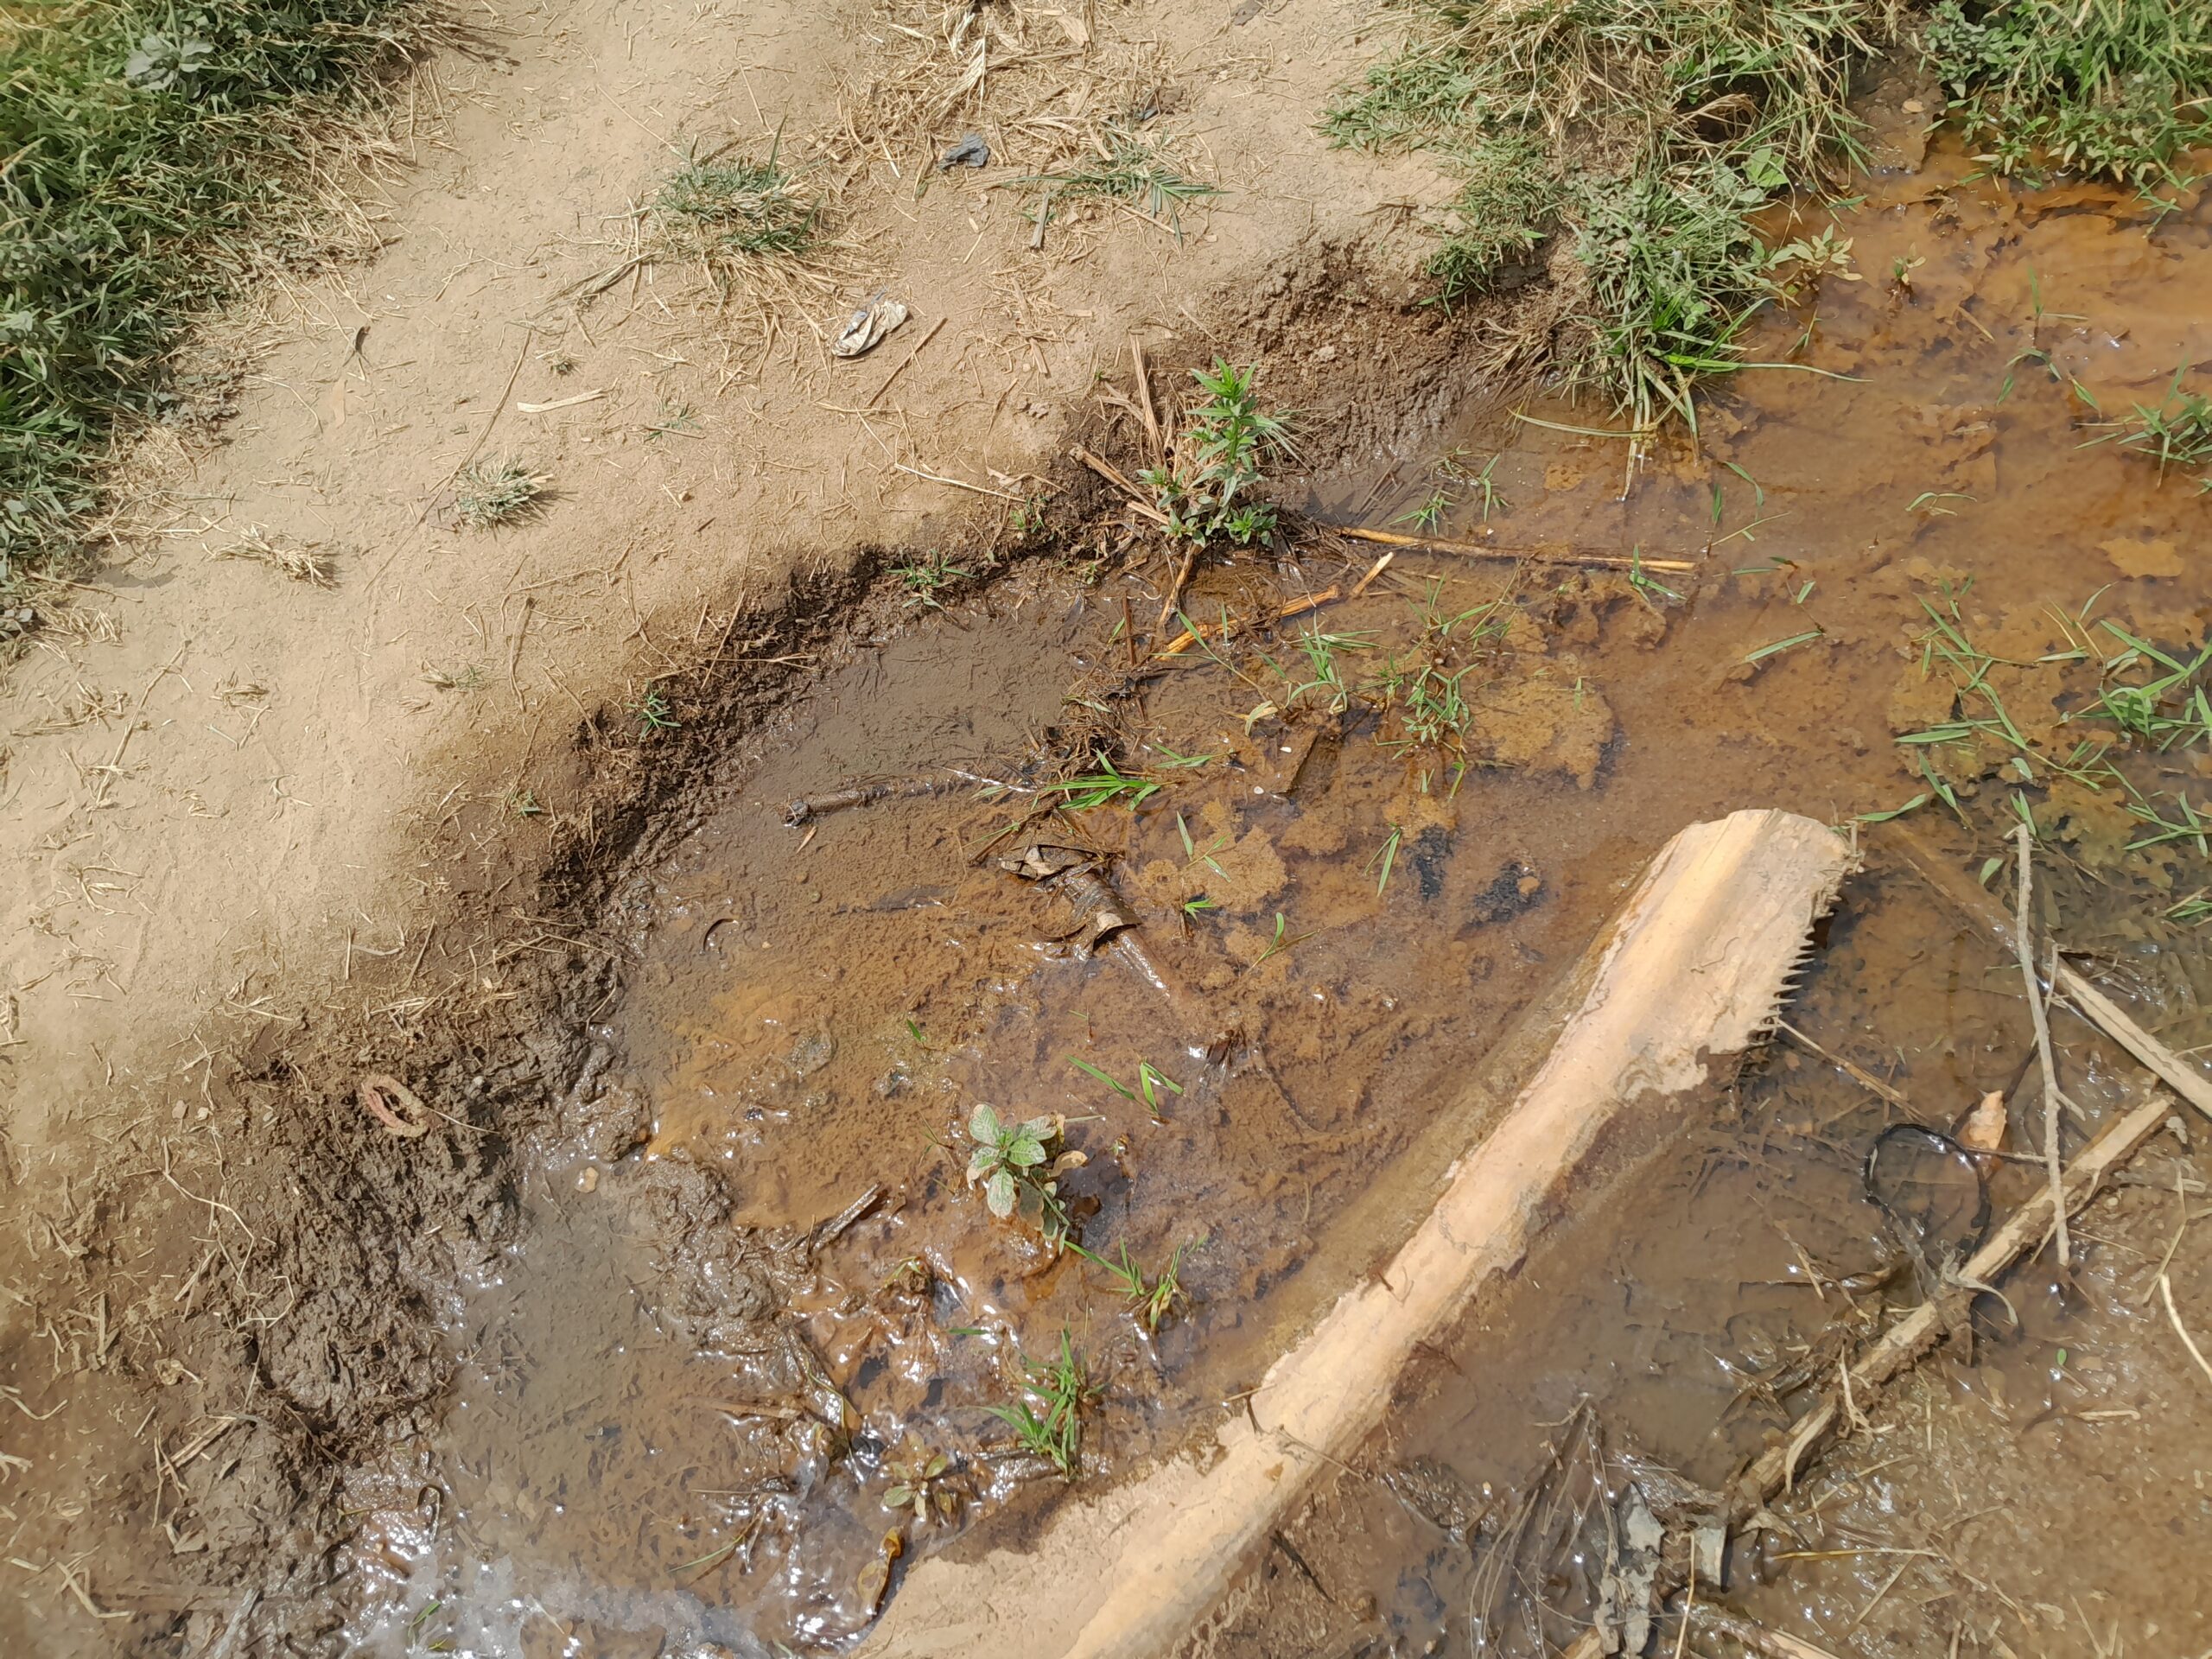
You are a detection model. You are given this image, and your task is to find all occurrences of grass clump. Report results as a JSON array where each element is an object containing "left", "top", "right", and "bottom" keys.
[
  {"left": 1326, "top": 0, "right": 2212, "bottom": 428},
  {"left": 1325, "top": 0, "right": 1885, "bottom": 427},
  {"left": 453, "top": 455, "right": 548, "bottom": 529},
  {"left": 983, "top": 1330, "right": 1092, "bottom": 1479},
  {"left": 1143, "top": 359, "right": 1295, "bottom": 548},
  {"left": 653, "top": 143, "right": 819, "bottom": 258},
  {"left": 1924, "top": 0, "right": 2212, "bottom": 193},
  {"left": 0, "top": 0, "right": 442, "bottom": 586}
]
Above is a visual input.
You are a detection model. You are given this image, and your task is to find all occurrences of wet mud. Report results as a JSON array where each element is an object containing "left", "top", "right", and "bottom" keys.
[
  {"left": 30, "top": 118, "right": 2212, "bottom": 1658},
  {"left": 338, "top": 130, "right": 2212, "bottom": 1656}
]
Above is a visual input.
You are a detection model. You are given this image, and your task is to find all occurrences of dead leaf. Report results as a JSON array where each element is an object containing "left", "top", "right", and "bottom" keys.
[{"left": 1961, "top": 1089, "right": 2006, "bottom": 1151}]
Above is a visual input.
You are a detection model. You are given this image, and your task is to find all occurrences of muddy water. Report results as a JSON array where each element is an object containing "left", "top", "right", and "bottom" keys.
[{"left": 353, "top": 133, "right": 2212, "bottom": 1656}]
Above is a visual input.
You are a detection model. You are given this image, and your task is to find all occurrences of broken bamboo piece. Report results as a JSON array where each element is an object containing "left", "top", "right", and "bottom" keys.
[
  {"left": 863, "top": 809, "right": 1853, "bottom": 1659},
  {"left": 1892, "top": 824, "right": 2212, "bottom": 1122},
  {"left": 1332, "top": 524, "right": 1697, "bottom": 575},
  {"left": 1555, "top": 1083, "right": 2177, "bottom": 1659}
]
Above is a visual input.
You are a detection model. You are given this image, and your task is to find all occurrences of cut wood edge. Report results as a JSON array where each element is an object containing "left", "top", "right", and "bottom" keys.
[{"left": 861, "top": 809, "right": 1853, "bottom": 1659}]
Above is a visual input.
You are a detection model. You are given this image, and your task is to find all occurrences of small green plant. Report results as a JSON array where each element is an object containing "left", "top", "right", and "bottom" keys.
[
  {"left": 1040, "top": 756, "right": 1160, "bottom": 810},
  {"left": 1626, "top": 549, "right": 1683, "bottom": 607},
  {"left": 645, "top": 399, "right": 701, "bottom": 440},
  {"left": 2084, "top": 622, "right": 2212, "bottom": 745},
  {"left": 629, "top": 685, "right": 679, "bottom": 732},
  {"left": 893, "top": 552, "right": 972, "bottom": 611},
  {"left": 423, "top": 664, "right": 486, "bottom": 692},
  {"left": 1067, "top": 1054, "right": 1183, "bottom": 1122},
  {"left": 1395, "top": 488, "right": 1452, "bottom": 533},
  {"left": 454, "top": 456, "right": 549, "bottom": 529},
  {"left": 1066, "top": 1236, "right": 1201, "bottom": 1333},
  {"left": 1369, "top": 823, "right": 1404, "bottom": 895},
  {"left": 2082, "top": 363, "right": 2212, "bottom": 486},
  {"left": 963, "top": 1104, "right": 1084, "bottom": 1232},
  {"left": 1284, "top": 627, "right": 1375, "bottom": 715},
  {"left": 1008, "top": 493, "right": 1051, "bottom": 536},
  {"left": 654, "top": 142, "right": 819, "bottom": 257},
  {"left": 504, "top": 788, "right": 543, "bottom": 817},
  {"left": 1141, "top": 360, "right": 1295, "bottom": 550},
  {"left": 984, "top": 1330, "right": 1092, "bottom": 1479},
  {"left": 881, "top": 1440, "right": 962, "bottom": 1527},
  {"left": 1250, "top": 910, "right": 1316, "bottom": 969}
]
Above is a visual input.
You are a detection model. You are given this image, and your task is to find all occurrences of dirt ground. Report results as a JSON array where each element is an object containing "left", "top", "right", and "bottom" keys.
[{"left": 4, "top": 3, "right": 2212, "bottom": 1656}]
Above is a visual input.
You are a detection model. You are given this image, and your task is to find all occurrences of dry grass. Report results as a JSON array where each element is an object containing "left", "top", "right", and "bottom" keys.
[
  {"left": 211, "top": 526, "right": 335, "bottom": 586},
  {"left": 837, "top": 0, "right": 1185, "bottom": 180}
]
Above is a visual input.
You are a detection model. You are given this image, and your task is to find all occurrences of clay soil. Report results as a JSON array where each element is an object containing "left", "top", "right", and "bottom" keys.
[{"left": 3, "top": 5, "right": 2210, "bottom": 1658}]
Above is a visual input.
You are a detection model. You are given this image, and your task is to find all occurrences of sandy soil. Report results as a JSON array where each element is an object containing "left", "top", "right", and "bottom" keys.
[{"left": 2, "top": 0, "right": 1454, "bottom": 1139}]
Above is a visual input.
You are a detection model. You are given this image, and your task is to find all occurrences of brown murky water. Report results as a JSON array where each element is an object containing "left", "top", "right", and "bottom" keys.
[{"left": 350, "top": 132, "right": 2212, "bottom": 1656}]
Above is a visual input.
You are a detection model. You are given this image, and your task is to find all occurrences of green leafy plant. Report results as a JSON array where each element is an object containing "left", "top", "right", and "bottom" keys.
[
  {"left": 1924, "top": 0, "right": 2212, "bottom": 193},
  {"left": 1141, "top": 360, "right": 1295, "bottom": 549},
  {"left": 983, "top": 1329, "right": 1093, "bottom": 1478},
  {"left": 881, "top": 1439, "right": 962, "bottom": 1527},
  {"left": 963, "top": 1104, "right": 1084, "bottom": 1230}
]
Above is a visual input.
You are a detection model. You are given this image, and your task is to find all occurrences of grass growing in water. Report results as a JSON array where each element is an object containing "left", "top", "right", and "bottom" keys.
[
  {"left": 983, "top": 1329, "right": 1092, "bottom": 1478},
  {"left": 1925, "top": 0, "right": 2212, "bottom": 193},
  {"left": 0, "top": 0, "right": 444, "bottom": 588},
  {"left": 1325, "top": 0, "right": 2212, "bottom": 428}
]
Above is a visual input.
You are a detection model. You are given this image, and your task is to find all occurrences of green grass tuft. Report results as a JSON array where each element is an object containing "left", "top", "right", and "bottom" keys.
[
  {"left": 653, "top": 146, "right": 819, "bottom": 257},
  {"left": 1925, "top": 0, "right": 2212, "bottom": 193},
  {"left": 0, "top": 0, "right": 444, "bottom": 589},
  {"left": 1326, "top": 0, "right": 2212, "bottom": 429}
]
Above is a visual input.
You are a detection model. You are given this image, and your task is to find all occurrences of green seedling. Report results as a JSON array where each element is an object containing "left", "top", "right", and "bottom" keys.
[
  {"left": 1066, "top": 1236, "right": 1201, "bottom": 1333},
  {"left": 1066, "top": 1054, "right": 1183, "bottom": 1121},
  {"left": 1042, "top": 757, "right": 1160, "bottom": 810},
  {"left": 983, "top": 1329, "right": 1092, "bottom": 1478},
  {"left": 1395, "top": 488, "right": 1452, "bottom": 533},
  {"left": 1250, "top": 910, "right": 1316, "bottom": 969},
  {"left": 1370, "top": 824, "right": 1404, "bottom": 895},
  {"left": 881, "top": 1440, "right": 962, "bottom": 1527},
  {"left": 963, "top": 1103, "right": 1084, "bottom": 1232},
  {"left": 1141, "top": 360, "right": 1296, "bottom": 549},
  {"left": 628, "top": 685, "right": 678, "bottom": 732},
  {"left": 1627, "top": 549, "right": 1682, "bottom": 606},
  {"left": 893, "top": 553, "right": 972, "bottom": 610}
]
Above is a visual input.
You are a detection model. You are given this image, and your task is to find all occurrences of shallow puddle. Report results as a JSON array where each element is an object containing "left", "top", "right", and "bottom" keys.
[{"left": 351, "top": 136, "right": 2212, "bottom": 1656}]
